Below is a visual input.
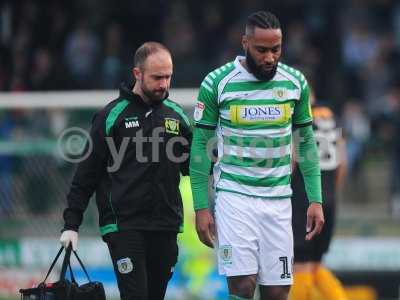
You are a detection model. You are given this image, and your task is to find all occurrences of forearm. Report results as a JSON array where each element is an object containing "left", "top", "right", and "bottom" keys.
[
  {"left": 63, "top": 147, "right": 105, "bottom": 231},
  {"left": 63, "top": 115, "right": 109, "bottom": 230},
  {"left": 189, "top": 127, "right": 214, "bottom": 210},
  {"left": 294, "top": 125, "right": 322, "bottom": 203}
]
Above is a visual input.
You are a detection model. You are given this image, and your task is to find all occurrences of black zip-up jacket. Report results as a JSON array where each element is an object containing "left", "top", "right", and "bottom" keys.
[{"left": 63, "top": 83, "right": 192, "bottom": 235}]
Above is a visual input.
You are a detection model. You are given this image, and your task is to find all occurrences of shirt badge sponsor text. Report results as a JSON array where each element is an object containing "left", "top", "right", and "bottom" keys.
[{"left": 230, "top": 104, "right": 292, "bottom": 125}]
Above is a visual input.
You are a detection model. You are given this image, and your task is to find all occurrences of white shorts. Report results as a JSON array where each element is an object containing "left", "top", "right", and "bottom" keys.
[{"left": 215, "top": 190, "right": 293, "bottom": 286}]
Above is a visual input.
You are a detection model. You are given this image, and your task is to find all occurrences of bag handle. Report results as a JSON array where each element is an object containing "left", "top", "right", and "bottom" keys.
[
  {"left": 62, "top": 248, "right": 92, "bottom": 282},
  {"left": 42, "top": 245, "right": 92, "bottom": 284},
  {"left": 60, "top": 245, "right": 73, "bottom": 280},
  {"left": 42, "top": 246, "right": 65, "bottom": 284},
  {"left": 72, "top": 250, "right": 91, "bottom": 282},
  {"left": 68, "top": 262, "right": 76, "bottom": 283}
]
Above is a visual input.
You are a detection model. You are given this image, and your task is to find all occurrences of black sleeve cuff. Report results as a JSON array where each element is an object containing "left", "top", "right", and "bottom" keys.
[
  {"left": 63, "top": 208, "right": 83, "bottom": 232},
  {"left": 61, "top": 226, "right": 79, "bottom": 233},
  {"left": 293, "top": 121, "right": 312, "bottom": 129},
  {"left": 194, "top": 123, "right": 216, "bottom": 130}
]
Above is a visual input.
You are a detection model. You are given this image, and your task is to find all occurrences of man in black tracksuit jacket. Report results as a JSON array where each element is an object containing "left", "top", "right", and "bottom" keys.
[{"left": 60, "top": 42, "right": 192, "bottom": 300}]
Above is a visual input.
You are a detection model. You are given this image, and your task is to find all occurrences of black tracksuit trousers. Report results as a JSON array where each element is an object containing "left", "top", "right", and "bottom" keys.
[{"left": 104, "top": 230, "right": 178, "bottom": 300}]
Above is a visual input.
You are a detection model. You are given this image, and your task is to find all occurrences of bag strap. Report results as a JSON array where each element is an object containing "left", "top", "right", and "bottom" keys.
[
  {"left": 72, "top": 250, "right": 91, "bottom": 282},
  {"left": 68, "top": 262, "right": 76, "bottom": 283},
  {"left": 42, "top": 246, "right": 64, "bottom": 283},
  {"left": 42, "top": 246, "right": 91, "bottom": 284},
  {"left": 60, "top": 245, "right": 72, "bottom": 280}
]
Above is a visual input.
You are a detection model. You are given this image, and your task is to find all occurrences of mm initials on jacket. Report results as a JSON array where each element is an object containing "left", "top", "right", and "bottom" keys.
[{"left": 125, "top": 116, "right": 140, "bottom": 128}]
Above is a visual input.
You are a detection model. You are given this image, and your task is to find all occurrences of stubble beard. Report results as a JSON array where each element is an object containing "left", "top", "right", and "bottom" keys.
[
  {"left": 142, "top": 83, "right": 168, "bottom": 104},
  {"left": 246, "top": 50, "right": 278, "bottom": 81}
]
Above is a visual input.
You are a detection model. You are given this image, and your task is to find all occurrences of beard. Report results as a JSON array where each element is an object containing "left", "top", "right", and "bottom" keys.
[
  {"left": 246, "top": 50, "right": 278, "bottom": 81},
  {"left": 141, "top": 83, "right": 169, "bottom": 105}
]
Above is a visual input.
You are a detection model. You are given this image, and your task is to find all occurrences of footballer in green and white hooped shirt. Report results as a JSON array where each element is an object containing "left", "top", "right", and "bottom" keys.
[{"left": 190, "top": 11, "right": 324, "bottom": 300}]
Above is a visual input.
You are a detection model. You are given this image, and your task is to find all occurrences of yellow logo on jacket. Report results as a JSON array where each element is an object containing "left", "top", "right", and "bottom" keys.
[{"left": 165, "top": 118, "right": 180, "bottom": 134}]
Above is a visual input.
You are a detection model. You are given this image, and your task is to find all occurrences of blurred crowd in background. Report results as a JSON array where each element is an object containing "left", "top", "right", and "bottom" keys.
[{"left": 1, "top": 0, "right": 400, "bottom": 223}]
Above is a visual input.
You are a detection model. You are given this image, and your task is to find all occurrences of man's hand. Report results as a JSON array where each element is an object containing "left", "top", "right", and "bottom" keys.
[
  {"left": 306, "top": 202, "right": 324, "bottom": 241},
  {"left": 195, "top": 208, "right": 216, "bottom": 248},
  {"left": 60, "top": 230, "right": 79, "bottom": 251}
]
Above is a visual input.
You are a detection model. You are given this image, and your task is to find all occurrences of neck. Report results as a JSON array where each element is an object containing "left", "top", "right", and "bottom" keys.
[{"left": 132, "top": 82, "right": 151, "bottom": 105}]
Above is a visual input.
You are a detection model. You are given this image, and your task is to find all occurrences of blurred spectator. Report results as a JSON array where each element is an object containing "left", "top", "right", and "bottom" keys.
[
  {"left": 381, "top": 85, "right": 400, "bottom": 217},
  {"left": 285, "top": 21, "right": 310, "bottom": 65},
  {"left": 163, "top": 1, "right": 203, "bottom": 85},
  {"left": 394, "top": 3, "right": 400, "bottom": 46},
  {"left": 64, "top": 19, "right": 100, "bottom": 89},
  {"left": 164, "top": 2, "right": 196, "bottom": 59},
  {"left": 0, "top": 112, "right": 15, "bottom": 217},
  {"left": 10, "top": 75, "right": 27, "bottom": 92},
  {"left": 342, "top": 101, "right": 370, "bottom": 177},
  {"left": 361, "top": 34, "right": 394, "bottom": 115},
  {"left": 46, "top": 3, "right": 71, "bottom": 54},
  {"left": 100, "top": 23, "right": 124, "bottom": 89},
  {"left": 342, "top": 23, "right": 379, "bottom": 99},
  {"left": 30, "top": 48, "right": 55, "bottom": 91},
  {"left": 0, "top": 59, "right": 8, "bottom": 90},
  {"left": 217, "top": 20, "right": 243, "bottom": 65}
]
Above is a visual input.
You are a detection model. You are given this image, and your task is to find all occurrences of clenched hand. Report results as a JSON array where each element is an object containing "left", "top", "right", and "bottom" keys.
[
  {"left": 306, "top": 202, "right": 324, "bottom": 241},
  {"left": 195, "top": 208, "right": 216, "bottom": 248}
]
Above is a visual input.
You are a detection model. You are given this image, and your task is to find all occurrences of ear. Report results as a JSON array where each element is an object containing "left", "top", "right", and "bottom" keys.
[
  {"left": 242, "top": 35, "right": 248, "bottom": 52},
  {"left": 133, "top": 67, "right": 142, "bottom": 82}
]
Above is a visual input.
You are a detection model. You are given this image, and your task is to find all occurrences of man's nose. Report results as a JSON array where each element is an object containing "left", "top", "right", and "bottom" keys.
[
  {"left": 264, "top": 52, "right": 275, "bottom": 64},
  {"left": 159, "top": 78, "right": 168, "bottom": 89}
]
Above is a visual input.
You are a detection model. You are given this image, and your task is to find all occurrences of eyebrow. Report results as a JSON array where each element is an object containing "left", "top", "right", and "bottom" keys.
[
  {"left": 151, "top": 73, "right": 172, "bottom": 78},
  {"left": 254, "top": 44, "right": 281, "bottom": 50}
]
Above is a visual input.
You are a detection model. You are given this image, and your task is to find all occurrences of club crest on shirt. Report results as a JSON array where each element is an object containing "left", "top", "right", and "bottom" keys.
[
  {"left": 273, "top": 87, "right": 288, "bottom": 101},
  {"left": 194, "top": 102, "right": 205, "bottom": 121},
  {"left": 219, "top": 245, "right": 233, "bottom": 265},
  {"left": 117, "top": 257, "right": 133, "bottom": 274},
  {"left": 165, "top": 118, "right": 180, "bottom": 135}
]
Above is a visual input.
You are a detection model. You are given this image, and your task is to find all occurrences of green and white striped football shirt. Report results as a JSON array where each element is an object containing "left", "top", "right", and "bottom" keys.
[{"left": 193, "top": 56, "right": 312, "bottom": 198}]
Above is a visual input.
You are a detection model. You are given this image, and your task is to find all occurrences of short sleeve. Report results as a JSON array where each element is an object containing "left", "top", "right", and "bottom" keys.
[
  {"left": 193, "top": 76, "right": 219, "bottom": 127},
  {"left": 292, "top": 79, "right": 313, "bottom": 126}
]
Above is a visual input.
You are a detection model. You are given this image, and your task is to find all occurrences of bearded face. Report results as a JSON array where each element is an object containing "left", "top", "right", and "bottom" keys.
[
  {"left": 242, "top": 27, "right": 282, "bottom": 81},
  {"left": 246, "top": 47, "right": 278, "bottom": 81},
  {"left": 140, "top": 77, "right": 169, "bottom": 104},
  {"left": 134, "top": 50, "right": 173, "bottom": 104}
]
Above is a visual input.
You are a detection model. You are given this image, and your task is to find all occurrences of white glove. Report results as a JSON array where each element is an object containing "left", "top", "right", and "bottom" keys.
[{"left": 60, "top": 230, "right": 78, "bottom": 251}]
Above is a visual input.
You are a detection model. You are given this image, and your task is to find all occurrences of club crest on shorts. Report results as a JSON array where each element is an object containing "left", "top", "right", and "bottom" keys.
[
  {"left": 219, "top": 245, "right": 232, "bottom": 265},
  {"left": 117, "top": 257, "right": 133, "bottom": 274}
]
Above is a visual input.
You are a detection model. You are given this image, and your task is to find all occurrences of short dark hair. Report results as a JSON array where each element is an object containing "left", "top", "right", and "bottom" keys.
[
  {"left": 134, "top": 42, "right": 171, "bottom": 70},
  {"left": 246, "top": 11, "right": 281, "bottom": 35}
]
